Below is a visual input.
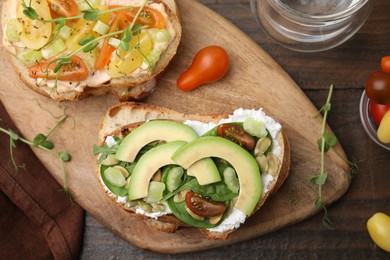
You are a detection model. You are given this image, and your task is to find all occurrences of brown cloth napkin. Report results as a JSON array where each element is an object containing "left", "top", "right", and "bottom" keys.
[{"left": 0, "top": 101, "right": 84, "bottom": 260}]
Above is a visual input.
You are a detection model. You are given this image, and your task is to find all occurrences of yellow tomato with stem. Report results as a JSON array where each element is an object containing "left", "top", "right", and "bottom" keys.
[
  {"left": 16, "top": 0, "right": 52, "bottom": 50},
  {"left": 107, "top": 31, "right": 153, "bottom": 78}
]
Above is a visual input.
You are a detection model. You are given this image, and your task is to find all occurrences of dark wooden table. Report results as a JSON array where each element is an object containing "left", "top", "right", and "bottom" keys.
[{"left": 80, "top": 0, "right": 390, "bottom": 258}]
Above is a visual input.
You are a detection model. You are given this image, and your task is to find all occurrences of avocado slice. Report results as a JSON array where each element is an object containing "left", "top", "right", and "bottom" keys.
[
  {"left": 127, "top": 141, "right": 186, "bottom": 200},
  {"left": 115, "top": 120, "right": 199, "bottom": 163},
  {"left": 172, "top": 136, "right": 262, "bottom": 216}
]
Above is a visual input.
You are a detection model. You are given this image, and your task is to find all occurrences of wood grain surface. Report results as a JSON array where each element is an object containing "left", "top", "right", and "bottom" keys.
[{"left": 1, "top": 0, "right": 389, "bottom": 258}]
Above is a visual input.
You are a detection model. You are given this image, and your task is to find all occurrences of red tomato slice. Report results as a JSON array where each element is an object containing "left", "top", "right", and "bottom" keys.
[
  {"left": 370, "top": 101, "right": 390, "bottom": 126},
  {"left": 109, "top": 5, "right": 166, "bottom": 29},
  {"left": 29, "top": 55, "right": 88, "bottom": 81},
  {"left": 185, "top": 191, "right": 227, "bottom": 218},
  {"left": 216, "top": 123, "right": 256, "bottom": 151},
  {"left": 47, "top": 0, "right": 79, "bottom": 17}
]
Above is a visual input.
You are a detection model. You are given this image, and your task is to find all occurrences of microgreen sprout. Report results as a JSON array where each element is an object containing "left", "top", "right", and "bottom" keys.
[
  {"left": 312, "top": 84, "right": 359, "bottom": 228},
  {"left": 0, "top": 106, "right": 73, "bottom": 198}
]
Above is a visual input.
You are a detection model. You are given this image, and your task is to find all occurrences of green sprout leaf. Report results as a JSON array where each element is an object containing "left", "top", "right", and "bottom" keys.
[
  {"left": 78, "top": 35, "right": 95, "bottom": 46},
  {"left": 59, "top": 152, "right": 71, "bottom": 162},
  {"left": 82, "top": 9, "right": 101, "bottom": 21}
]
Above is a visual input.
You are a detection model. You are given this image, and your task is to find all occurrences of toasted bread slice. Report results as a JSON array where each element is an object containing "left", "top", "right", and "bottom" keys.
[
  {"left": 2, "top": 0, "right": 181, "bottom": 101},
  {"left": 97, "top": 102, "right": 290, "bottom": 239}
]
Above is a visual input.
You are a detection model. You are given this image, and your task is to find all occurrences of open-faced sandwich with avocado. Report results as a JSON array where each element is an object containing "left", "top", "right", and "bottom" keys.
[
  {"left": 94, "top": 102, "right": 290, "bottom": 239},
  {"left": 1, "top": 0, "right": 181, "bottom": 101}
]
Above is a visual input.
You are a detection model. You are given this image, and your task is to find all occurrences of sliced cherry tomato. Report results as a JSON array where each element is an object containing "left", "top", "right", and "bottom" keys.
[
  {"left": 365, "top": 71, "right": 390, "bottom": 104},
  {"left": 217, "top": 123, "right": 256, "bottom": 151},
  {"left": 381, "top": 56, "right": 390, "bottom": 74},
  {"left": 109, "top": 5, "right": 166, "bottom": 29},
  {"left": 94, "top": 14, "right": 126, "bottom": 70},
  {"left": 177, "top": 45, "right": 230, "bottom": 92},
  {"left": 370, "top": 101, "right": 390, "bottom": 126},
  {"left": 185, "top": 191, "right": 227, "bottom": 218},
  {"left": 29, "top": 55, "right": 88, "bottom": 81},
  {"left": 47, "top": 0, "right": 79, "bottom": 18}
]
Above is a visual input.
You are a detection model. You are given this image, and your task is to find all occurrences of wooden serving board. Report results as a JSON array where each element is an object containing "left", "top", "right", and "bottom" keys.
[{"left": 0, "top": 0, "right": 350, "bottom": 253}]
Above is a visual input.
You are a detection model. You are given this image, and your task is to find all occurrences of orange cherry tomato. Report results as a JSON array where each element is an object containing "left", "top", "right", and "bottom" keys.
[
  {"left": 381, "top": 56, "right": 390, "bottom": 74},
  {"left": 109, "top": 5, "right": 166, "bottom": 29},
  {"left": 177, "top": 45, "right": 230, "bottom": 92},
  {"left": 216, "top": 123, "right": 256, "bottom": 151},
  {"left": 47, "top": 0, "right": 79, "bottom": 18},
  {"left": 185, "top": 191, "right": 227, "bottom": 218},
  {"left": 94, "top": 14, "right": 127, "bottom": 70},
  {"left": 29, "top": 55, "right": 88, "bottom": 81}
]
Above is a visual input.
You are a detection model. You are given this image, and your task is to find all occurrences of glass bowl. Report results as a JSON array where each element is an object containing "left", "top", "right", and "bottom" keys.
[
  {"left": 250, "top": 0, "right": 373, "bottom": 52},
  {"left": 359, "top": 91, "right": 390, "bottom": 151}
]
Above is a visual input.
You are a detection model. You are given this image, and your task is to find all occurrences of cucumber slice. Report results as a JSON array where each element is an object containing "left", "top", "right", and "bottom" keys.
[
  {"left": 243, "top": 117, "right": 267, "bottom": 138},
  {"left": 6, "top": 18, "right": 21, "bottom": 42},
  {"left": 16, "top": 49, "right": 43, "bottom": 66},
  {"left": 93, "top": 20, "right": 110, "bottom": 35},
  {"left": 146, "top": 181, "right": 166, "bottom": 203},
  {"left": 166, "top": 167, "right": 184, "bottom": 192},
  {"left": 58, "top": 25, "right": 72, "bottom": 40},
  {"left": 148, "top": 29, "right": 171, "bottom": 43},
  {"left": 104, "top": 167, "right": 127, "bottom": 187},
  {"left": 223, "top": 167, "right": 239, "bottom": 194},
  {"left": 41, "top": 38, "right": 66, "bottom": 60}
]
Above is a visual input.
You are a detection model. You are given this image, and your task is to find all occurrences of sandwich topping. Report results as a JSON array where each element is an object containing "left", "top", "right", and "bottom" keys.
[
  {"left": 94, "top": 108, "right": 283, "bottom": 233},
  {"left": 2, "top": 0, "right": 176, "bottom": 95}
]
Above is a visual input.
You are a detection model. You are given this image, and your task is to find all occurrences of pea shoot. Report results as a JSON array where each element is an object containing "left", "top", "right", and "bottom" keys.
[
  {"left": 0, "top": 105, "right": 73, "bottom": 198},
  {"left": 312, "top": 84, "right": 359, "bottom": 228}
]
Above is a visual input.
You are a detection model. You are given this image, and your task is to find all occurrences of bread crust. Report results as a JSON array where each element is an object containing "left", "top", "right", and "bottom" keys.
[
  {"left": 2, "top": 0, "right": 181, "bottom": 101},
  {"left": 97, "top": 102, "right": 290, "bottom": 239}
]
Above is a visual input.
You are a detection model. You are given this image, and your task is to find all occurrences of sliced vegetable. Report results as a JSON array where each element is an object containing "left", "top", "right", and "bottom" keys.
[
  {"left": 41, "top": 38, "right": 67, "bottom": 60},
  {"left": 29, "top": 55, "right": 88, "bottom": 81},
  {"left": 110, "top": 5, "right": 166, "bottom": 29},
  {"left": 367, "top": 212, "right": 390, "bottom": 252},
  {"left": 107, "top": 31, "right": 153, "bottom": 78},
  {"left": 166, "top": 167, "right": 184, "bottom": 192},
  {"left": 94, "top": 14, "right": 123, "bottom": 70},
  {"left": 16, "top": 0, "right": 52, "bottom": 50},
  {"left": 177, "top": 45, "right": 230, "bottom": 91},
  {"left": 66, "top": 19, "right": 97, "bottom": 51},
  {"left": 146, "top": 181, "right": 165, "bottom": 203},
  {"left": 223, "top": 167, "right": 239, "bottom": 194},
  {"left": 148, "top": 28, "right": 171, "bottom": 43},
  {"left": 17, "top": 49, "right": 44, "bottom": 66},
  {"left": 185, "top": 191, "right": 227, "bottom": 218},
  {"left": 216, "top": 123, "right": 256, "bottom": 151},
  {"left": 47, "top": 0, "right": 79, "bottom": 17},
  {"left": 6, "top": 18, "right": 21, "bottom": 42},
  {"left": 58, "top": 25, "right": 72, "bottom": 39},
  {"left": 243, "top": 117, "right": 267, "bottom": 138},
  {"left": 93, "top": 20, "right": 110, "bottom": 35},
  {"left": 104, "top": 167, "right": 127, "bottom": 187}
]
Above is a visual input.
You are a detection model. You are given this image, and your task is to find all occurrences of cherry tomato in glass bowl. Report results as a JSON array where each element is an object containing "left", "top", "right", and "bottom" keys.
[
  {"left": 365, "top": 71, "right": 390, "bottom": 104},
  {"left": 369, "top": 101, "right": 390, "bottom": 126},
  {"left": 359, "top": 91, "right": 390, "bottom": 151}
]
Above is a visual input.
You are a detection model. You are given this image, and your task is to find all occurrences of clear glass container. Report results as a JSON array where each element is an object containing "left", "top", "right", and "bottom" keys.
[
  {"left": 359, "top": 91, "right": 390, "bottom": 151},
  {"left": 250, "top": 0, "right": 373, "bottom": 52}
]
